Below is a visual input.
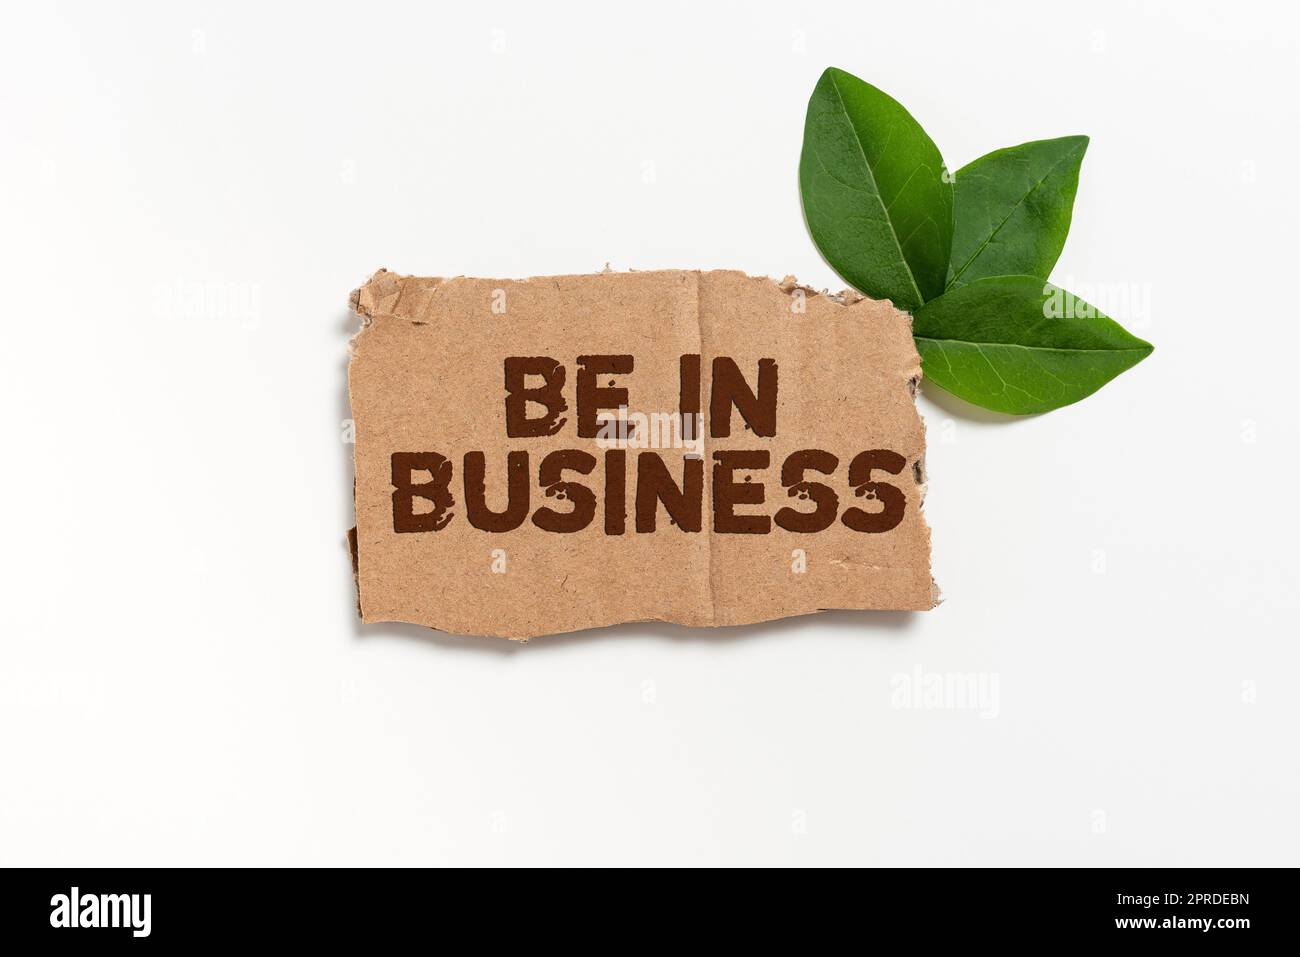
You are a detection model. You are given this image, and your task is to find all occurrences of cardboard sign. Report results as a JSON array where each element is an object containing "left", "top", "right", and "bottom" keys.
[{"left": 348, "top": 269, "right": 937, "bottom": 639}]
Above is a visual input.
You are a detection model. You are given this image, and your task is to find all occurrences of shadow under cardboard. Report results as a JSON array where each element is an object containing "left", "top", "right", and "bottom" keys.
[
  {"left": 349, "top": 608, "right": 921, "bottom": 656},
  {"left": 338, "top": 303, "right": 926, "bottom": 653}
]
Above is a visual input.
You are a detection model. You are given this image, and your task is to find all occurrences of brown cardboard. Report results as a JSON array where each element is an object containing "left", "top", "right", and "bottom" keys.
[{"left": 348, "top": 268, "right": 937, "bottom": 640}]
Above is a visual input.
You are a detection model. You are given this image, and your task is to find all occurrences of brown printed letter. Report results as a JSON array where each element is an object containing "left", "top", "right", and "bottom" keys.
[
  {"left": 604, "top": 449, "right": 627, "bottom": 536},
  {"left": 710, "top": 357, "right": 777, "bottom": 437},
  {"left": 774, "top": 449, "right": 840, "bottom": 533},
  {"left": 391, "top": 452, "right": 455, "bottom": 533},
  {"left": 504, "top": 357, "right": 567, "bottom": 438},
  {"left": 577, "top": 355, "right": 634, "bottom": 439},
  {"left": 842, "top": 449, "right": 907, "bottom": 533},
  {"left": 464, "top": 450, "right": 531, "bottom": 532},
  {"left": 533, "top": 450, "right": 597, "bottom": 533},
  {"left": 635, "top": 453, "right": 703, "bottom": 533},
  {"left": 712, "top": 450, "right": 771, "bottom": 534}
]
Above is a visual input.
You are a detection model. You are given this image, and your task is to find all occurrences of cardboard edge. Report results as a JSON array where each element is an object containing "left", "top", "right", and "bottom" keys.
[
  {"left": 898, "top": 307, "right": 943, "bottom": 613},
  {"left": 350, "top": 266, "right": 890, "bottom": 326}
]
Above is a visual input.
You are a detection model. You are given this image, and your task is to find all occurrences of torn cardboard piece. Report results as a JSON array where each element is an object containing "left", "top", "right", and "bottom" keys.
[{"left": 348, "top": 269, "right": 937, "bottom": 640}]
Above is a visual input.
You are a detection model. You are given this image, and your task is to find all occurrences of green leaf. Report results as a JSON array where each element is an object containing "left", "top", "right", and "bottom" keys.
[
  {"left": 948, "top": 136, "right": 1087, "bottom": 290},
  {"left": 912, "top": 275, "right": 1153, "bottom": 414},
  {"left": 799, "top": 67, "right": 952, "bottom": 310}
]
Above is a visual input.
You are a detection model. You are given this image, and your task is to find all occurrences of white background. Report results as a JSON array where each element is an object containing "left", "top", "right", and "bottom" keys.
[{"left": 2, "top": 1, "right": 1296, "bottom": 866}]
